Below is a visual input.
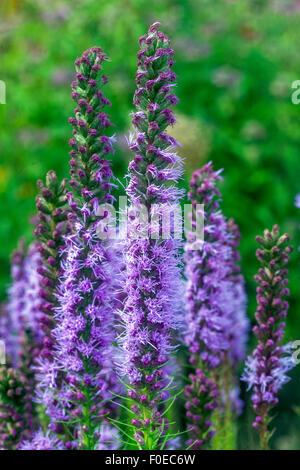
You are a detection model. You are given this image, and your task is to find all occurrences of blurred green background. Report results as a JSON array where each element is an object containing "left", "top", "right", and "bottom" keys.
[{"left": 0, "top": 0, "right": 300, "bottom": 449}]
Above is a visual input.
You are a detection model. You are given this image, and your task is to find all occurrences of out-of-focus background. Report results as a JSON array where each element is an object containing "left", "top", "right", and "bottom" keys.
[{"left": 0, "top": 0, "right": 300, "bottom": 449}]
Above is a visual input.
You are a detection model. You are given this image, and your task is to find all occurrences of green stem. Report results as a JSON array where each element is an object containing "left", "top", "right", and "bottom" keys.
[
  {"left": 211, "top": 361, "right": 237, "bottom": 450},
  {"left": 258, "top": 412, "right": 270, "bottom": 450},
  {"left": 80, "top": 386, "right": 95, "bottom": 450}
]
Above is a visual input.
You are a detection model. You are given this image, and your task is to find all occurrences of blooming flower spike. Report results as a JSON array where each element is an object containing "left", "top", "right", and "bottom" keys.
[
  {"left": 242, "top": 225, "right": 294, "bottom": 449},
  {"left": 184, "top": 163, "right": 248, "bottom": 448},
  {"left": 121, "top": 22, "right": 184, "bottom": 450},
  {"left": 39, "top": 46, "right": 119, "bottom": 449}
]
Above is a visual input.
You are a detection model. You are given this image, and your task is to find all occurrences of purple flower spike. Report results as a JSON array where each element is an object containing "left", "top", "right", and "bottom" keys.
[
  {"left": 242, "top": 225, "right": 294, "bottom": 450},
  {"left": 184, "top": 162, "right": 249, "bottom": 447},
  {"left": 185, "top": 162, "right": 248, "bottom": 368},
  {"left": 120, "top": 23, "right": 184, "bottom": 449},
  {"left": 37, "top": 46, "right": 119, "bottom": 450}
]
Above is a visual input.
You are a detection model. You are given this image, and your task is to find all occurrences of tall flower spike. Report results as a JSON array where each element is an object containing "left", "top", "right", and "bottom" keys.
[
  {"left": 184, "top": 162, "right": 248, "bottom": 448},
  {"left": 242, "top": 225, "right": 294, "bottom": 450},
  {"left": 120, "top": 23, "right": 184, "bottom": 450},
  {"left": 40, "top": 47, "right": 119, "bottom": 449},
  {"left": 33, "top": 171, "right": 70, "bottom": 358}
]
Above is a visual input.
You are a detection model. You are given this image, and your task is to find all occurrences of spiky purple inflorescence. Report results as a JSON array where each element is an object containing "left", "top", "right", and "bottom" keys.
[
  {"left": 184, "top": 162, "right": 248, "bottom": 447},
  {"left": 37, "top": 47, "right": 119, "bottom": 449},
  {"left": 120, "top": 22, "right": 184, "bottom": 449},
  {"left": 242, "top": 225, "right": 294, "bottom": 449}
]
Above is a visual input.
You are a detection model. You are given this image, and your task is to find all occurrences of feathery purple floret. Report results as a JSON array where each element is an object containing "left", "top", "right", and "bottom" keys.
[
  {"left": 242, "top": 225, "right": 294, "bottom": 448},
  {"left": 295, "top": 193, "right": 300, "bottom": 209},
  {"left": 37, "top": 46, "right": 119, "bottom": 449},
  {"left": 19, "top": 429, "right": 65, "bottom": 450},
  {"left": 97, "top": 424, "right": 119, "bottom": 450},
  {"left": 120, "top": 22, "right": 184, "bottom": 448}
]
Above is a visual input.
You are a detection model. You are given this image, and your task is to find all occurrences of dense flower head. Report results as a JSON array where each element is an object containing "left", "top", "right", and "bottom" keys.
[
  {"left": 37, "top": 226, "right": 119, "bottom": 431},
  {"left": 120, "top": 22, "right": 184, "bottom": 448},
  {"left": 127, "top": 22, "right": 183, "bottom": 207},
  {"left": 36, "top": 47, "right": 119, "bottom": 449},
  {"left": 295, "top": 193, "right": 300, "bottom": 209},
  {"left": 242, "top": 225, "right": 294, "bottom": 437}
]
